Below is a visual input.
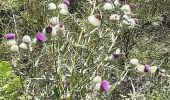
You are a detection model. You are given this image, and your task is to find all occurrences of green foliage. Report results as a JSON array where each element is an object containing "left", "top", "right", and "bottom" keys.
[{"left": 0, "top": 61, "right": 21, "bottom": 100}]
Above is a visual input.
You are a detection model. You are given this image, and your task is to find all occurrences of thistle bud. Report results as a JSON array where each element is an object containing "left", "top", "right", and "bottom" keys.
[
  {"left": 130, "top": 58, "right": 139, "bottom": 65},
  {"left": 6, "top": 39, "right": 17, "bottom": 46},
  {"left": 22, "top": 35, "right": 31, "bottom": 43},
  {"left": 50, "top": 17, "right": 59, "bottom": 26},
  {"left": 10, "top": 45, "right": 19, "bottom": 52},
  {"left": 144, "top": 64, "right": 151, "bottom": 73},
  {"left": 88, "top": 15, "right": 101, "bottom": 26},
  {"left": 19, "top": 43, "right": 28, "bottom": 50},
  {"left": 48, "top": 2, "right": 57, "bottom": 10}
]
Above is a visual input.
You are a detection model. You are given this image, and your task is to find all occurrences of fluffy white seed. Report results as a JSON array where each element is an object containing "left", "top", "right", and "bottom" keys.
[
  {"left": 50, "top": 17, "right": 59, "bottom": 25},
  {"left": 6, "top": 39, "right": 17, "bottom": 46},
  {"left": 136, "top": 64, "right": 144, "bottom": 72},
  {"left": 130, "top": 58, "right": 139, "bottom": 65},
  {"left": 48, "top": 2, "right": 57, "bottom": 10},
  {"left": 22, "top": 35, "right": 31, "bottom": 43},
  {"left": 58, "top": 3, "right": 68, "bottom": 9},
  {"left": 19, "top": 43, "right": 28, "bottom": 50},
  {"left": 93, "top": 76, "right": 102, "bottom": 83},
  {"left": 88, "top": 15, "right": 101, "bottom": 26},
  {"left": 10, "top": 45, "right": 19, "bottom": 52},
  {"left": 60, "top": 8, "right": 69, "bottom": 15},
  {"left": 103, "top": 3, "right": 115, "bottom": 10}
]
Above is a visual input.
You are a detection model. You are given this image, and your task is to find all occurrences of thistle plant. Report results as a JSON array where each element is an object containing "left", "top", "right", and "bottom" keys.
[{"left": 1, "top": 0, "right": 170, "bottom": 100}]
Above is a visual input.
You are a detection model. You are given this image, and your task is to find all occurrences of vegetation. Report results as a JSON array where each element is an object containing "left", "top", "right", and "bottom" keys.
[{"left": 0, "top": 0, "right": 170, "bottom": 99}]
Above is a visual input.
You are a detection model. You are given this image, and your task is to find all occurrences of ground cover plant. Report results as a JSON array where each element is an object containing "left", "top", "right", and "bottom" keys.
[{"left": 0, "top": 0, "right": 170, "bottom": 100}]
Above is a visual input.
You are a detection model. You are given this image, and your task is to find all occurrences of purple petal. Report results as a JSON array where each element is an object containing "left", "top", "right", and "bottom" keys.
[
  {"left": 101, "top": 80, "right": 110, "bottom": 91},
  {"left": 63, "top": 0, "right": 70, "bottom": 6},
  {"left": 4, "top": 33, "right": 16, "bottom": 40},
  {"left": 144, "top": 64, "right": 151, "bottom": 73},
  {"left": 35, "top": 32, "right": 46, "bottom": 42}
]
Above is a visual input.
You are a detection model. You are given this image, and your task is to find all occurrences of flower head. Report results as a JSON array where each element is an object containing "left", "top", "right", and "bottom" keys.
[
  {"left": 60, "top": 8, "right": 69, "bottom": 15},
  {"left": 6, "top": 39, "right": 17, "bottom": 46},
  {"left": 45, "top": 26, "right": 53, "bottom": 33},
  {"left": 50, "top": 17, "right": 59, "bottom": 26},
  {"left": 130, "top": 58, "right": 139, "bottom": 65},
  {"left": 4, "top": 33, "right": 16, "bottom": 40},
  {"left": 101, "top": 80, "right": 110, "bottom": 91},
  {"left": 110, "top": 14, "right": 120, "bottom": 21},
  {"left": 35, "top": 32, "right": 46, "bottom": 42},
  {"left": 19, "top": 43, "right": 28, "bottom": 50},
  {"left": 10, "top": 45, "right": 19, "bottom": 52},
  {"left": 22, "top": 35, "right": 31, "bottom": 43},
  {"left": 48, "top": 2, "right": 57, "bottom": 10},
  {"left": 88, "top": 15, "right": 101, "bottom": 26},
  {"left": 144, "top": 64, "right": 151, "bottom": 73},
  {"left": 103, "top": 2, "right": 115, "bottom": 10}
]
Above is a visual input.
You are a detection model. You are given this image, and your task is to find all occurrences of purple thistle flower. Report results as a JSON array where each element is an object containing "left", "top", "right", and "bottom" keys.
[
  {"left": 100, "top": 80, "right": 110, "bottom": 91},
  {"left": 144, "top": 64, "right": 151, "bottom": 73},
  {"left": 4, "top": 33, "right": 16, "bottom": 40},
  {"left": 35, "top": 32, "right": 46, "bottom": 42},
  {"left": 63, "top": 0, "right": 70, "bottom": 6},
  {"left": 45, "top": 26, "right": 53, "bottom": 33}
]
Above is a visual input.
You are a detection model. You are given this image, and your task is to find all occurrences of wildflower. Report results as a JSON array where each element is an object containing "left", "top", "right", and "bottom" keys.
[
  {"left": 50, "top": 17, "right": 59, "bottom": 26},
  {"left": 6, "top": 39, "right": 17, "bottom": 46},
  {"left": 130, "top": 58, "right": 139, "bottom": 65},
  {"left": 4, "top": 33, "right": 16, "bottom": 40},
  {"left": 35, "top": 32, "right": 46, "bottom": 42},
  {"left": 44, "top": 26, "right": 53, "bottom": 33},
  {"left": 19, "top": 43, "right": 28, "bottom": 50},
  {"left": 136, "top": 64, "right": 145, "bottom": 72},
  {"left": 22, "top": 35, "right": 31, "bottom": 43},
  {"left": 103, "top": 2, "right": 115, "bottom": 10},
  {"left": 110, "top": 14, "right": 120, "bottom": 21},
  {"left": 55, "top": 23, "right": 65, "bottom": 32},
  {"left": 144, "top": 64, "right": 151, "bottom": 73},
  {"left": 88, "top": 15, "right": 101, "bottom": 26},
  {"left": 60, "top": 8, "right": 69, "bottom": 15},
  {"left": 101, "top": 80, "right": 110, "bottom": 91},
  {"left": 93, "top": 76, "right": 102, "bottom": 83},
  {"left": 48, "top": 2, "right": 57, "bottom": 10},
  {"left": 58, "top": 3, "right": 68, "bottom": 10},
  {"left": 10, "top": 45, "right": 19, "bottom": 52}
]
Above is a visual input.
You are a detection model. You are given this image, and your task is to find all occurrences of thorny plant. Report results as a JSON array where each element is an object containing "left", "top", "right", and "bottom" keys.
[{"left": 1, "top": 0, "right": 170, "bottom": 100}]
